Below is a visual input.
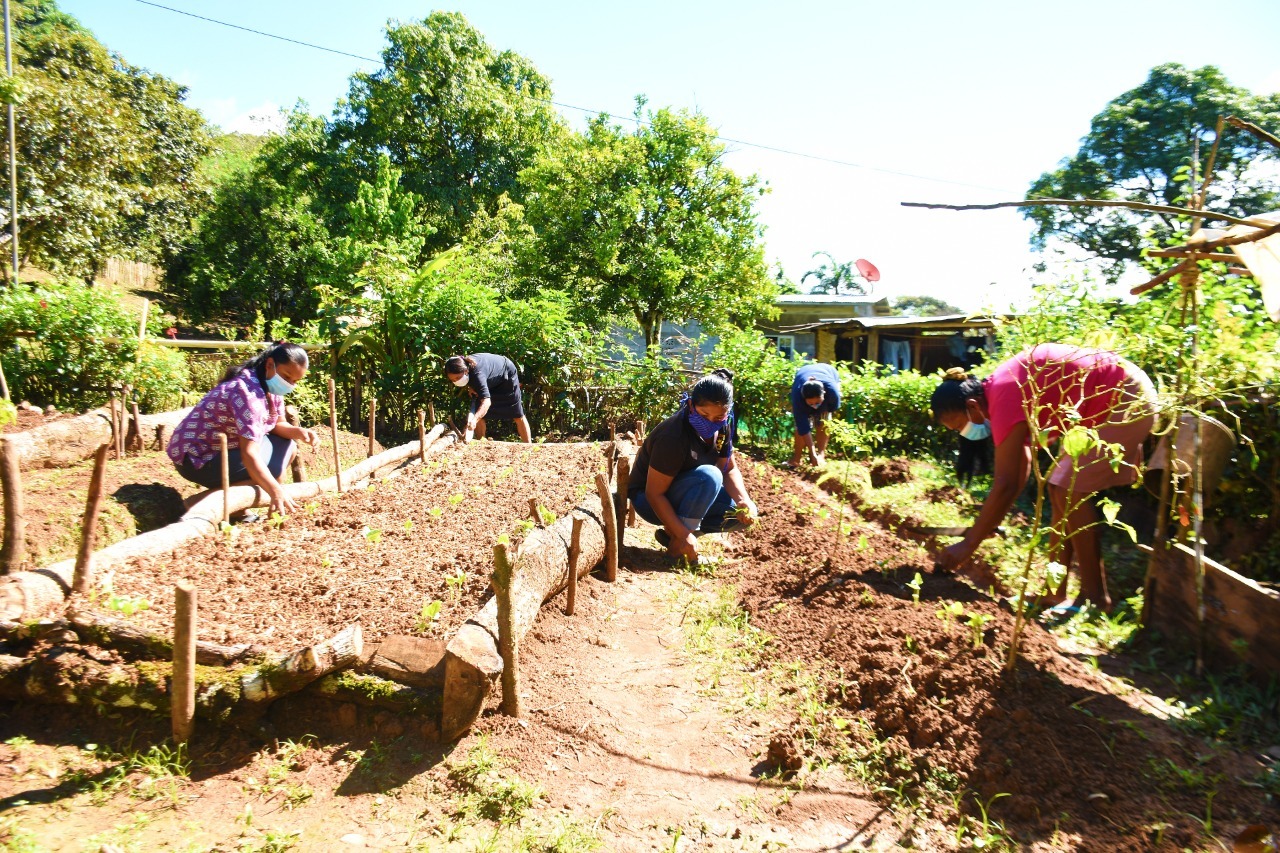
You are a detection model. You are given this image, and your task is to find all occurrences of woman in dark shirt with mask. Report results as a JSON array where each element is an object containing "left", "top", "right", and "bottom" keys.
[
  {"left": 629, "top": 368, "right": 759, "bottom": 563},
  {"left": 444, "top": 354, "right": 533, "bottom": 443}
]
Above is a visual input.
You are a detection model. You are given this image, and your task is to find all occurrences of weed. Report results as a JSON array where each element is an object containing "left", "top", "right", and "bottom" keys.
[
  {"left": 239, "top": 828, "right": 301, "bottom": 851},
  {"left": 448, "top": 737, "right": 544, "bottom": 827},
  {"left": 415, "top": 599, "right": 443, "bottom": 634},
  {"left": 4, "top": 735, "right": 34, "bottom": 750},
  {"left": 87, "top": 742, "right": 189, "bottom": 805},
  {"left": 0, "top": 815, "right": 40, "bottom": 852}
]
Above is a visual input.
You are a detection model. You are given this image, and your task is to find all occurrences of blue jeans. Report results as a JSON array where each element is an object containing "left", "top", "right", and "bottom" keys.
[
  {"left": 633, "top": 465, "right": 735, "bottom": 533},
  {"left": 177, "top": 433, "right": 292, "bottom": 489}
]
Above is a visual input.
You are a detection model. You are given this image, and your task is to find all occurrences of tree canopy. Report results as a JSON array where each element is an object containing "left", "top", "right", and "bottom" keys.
[
  {"left": 1024, "top": 63, "right": 1280, "bottom": 279},
  {"left": 8, "top": 0, "right": 210, "bottom": 280},
  {"left": 890, "top": 295, "right": 962, "bottom": 316},
  {"left": 330, "top": 11, "right": 563, "bottom": 256},
  {"left": 517, "top": 103, "right": 776, "bottom": 348},
  {"left": 801, "top": 251, "right": 872, "bottom": 296}
]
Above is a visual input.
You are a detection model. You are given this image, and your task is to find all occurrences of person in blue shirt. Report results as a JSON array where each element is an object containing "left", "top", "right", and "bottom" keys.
[{"left": 789, "top": 363, "right": 841, "bottom": 467}]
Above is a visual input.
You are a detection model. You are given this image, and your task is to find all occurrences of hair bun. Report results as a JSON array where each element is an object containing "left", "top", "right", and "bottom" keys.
[
  {"left": 711, "top": 367, "right": 735, "bottom": 382},
  {"left": 944, "top": 367, "right": 968, "bottom": 381}
]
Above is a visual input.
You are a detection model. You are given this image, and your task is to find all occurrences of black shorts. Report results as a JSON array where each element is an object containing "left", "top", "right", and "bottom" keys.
[
  {"left": 176, "top": 433, "right": 292, "bottom": 489},
  {"left": 472, "top": 384, "right": 525, "bottom": 421}
]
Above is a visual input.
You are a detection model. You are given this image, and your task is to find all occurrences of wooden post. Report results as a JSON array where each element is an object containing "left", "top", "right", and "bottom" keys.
[
  {"left": 868, "top": 330, "right": 881, "bottom": 367},
  {"left": 0, "top": 436, "right": 24, "bottom": 574},
  {"left": 911, "top": 336, "right": 923, "bottom": 372},
  {"left": 218, "top": 433, "right": 230, "bottom": 526},
  {"left": 417, "top": 409, "right": 426, "bottom": 464},
  {"left": 72, "top": 443, "right": 110, "bottom": 595},
  {"left": 119, "top": 386, "right": 130, "bottom": 460},
  {"left": 566, "top": 517, "right": 582, "bottom": 616},
  {"left": 126, "top": 401, "right": 141, "bottom": 453},
  {"left": 427, "top": 402, "right": 436, "bottom": 427},
  {"left": 594, "top": 472, "right": 618, "bottom": 582},
  {"left": 614, "top": 456, "right": 631, "bottom": 553},
  {"left": 627, "top": 504, "right": 636, "bottom": 528},
  {"left": 636, "top": 421, "right": 646, "bottom": 443},
  {"left": 609, "top": 423, "right": 616, "bottom": 442},
  {"left": 108, "top": 393, "right": 121, "bottom": 461},
  {"left": 154, "top": 424, "right": 168, "bottom": 452},
  {"left": 492, "top": 543, "right": 520, "bottom": 717},
  {"left": 172, "top": 580, "right": 196, "bottom": 745},
  {"left": 328, "top": 378, "right": 342, "bottom": 493},
  {"left": 136, "top": 298, "right": 150, "bottom": 355},
  {"left": 528, "top": 498, "right": 540, "bottom": 526},
  {"left": 285, "top": 406, "right": 307, "bottom": 483},
  {"left": 366, "top": 396, "right": 377, "bottom": 458}
]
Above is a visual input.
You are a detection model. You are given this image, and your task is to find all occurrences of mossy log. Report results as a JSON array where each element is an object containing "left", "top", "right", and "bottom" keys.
[
  {"left": 0, "top": 427, "right": 450, "bottom": 621},
  {"left": 442, "top": 451, "right": 633, "bottom": 740},
  {"left": 0, "top": 623, "right": 362, "bottom": 720},
  {"left": 8, "top": 408, "right": 193, "bottom": 471},
  {"left": 66, "top": 607, "right": 269, "bottom": 665}
]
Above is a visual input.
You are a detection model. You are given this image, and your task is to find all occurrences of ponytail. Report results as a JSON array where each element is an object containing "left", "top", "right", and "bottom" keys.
[{"left": 222, "top": 341, "right": 309, "bottom": 385}]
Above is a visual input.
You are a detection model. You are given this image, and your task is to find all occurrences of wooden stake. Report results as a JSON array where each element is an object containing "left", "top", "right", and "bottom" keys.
[
  {"left": 614, "top": 455, "right": 631, "bottom": 553},
  {"left": 492, "top": 543, "right": 520, "bottom": 717},
  {"left": 427, "top": 402, "right": 436, "bottom": 426},
  {"left": 627, "top": 504, "right": 636, "bottom": 528},
  {"left": 72, "top": 443, "right": 110, "bottom": 595},
  {"left": 417, "top": 409, "right": 426, "bottom": 464},
  {"left": 367, "top": 396, "right": 377, "bottom": 458},
  {"left": 218, "top": 433, "right": 230, "bottom": 526},
  {"left": 528, "top": 498, "right": 541, "bottom": 526},
  {"left": 285, "top": 405, "right": 307, "bottom": 483},
  {"left": 566, "top": 516, "right": 582, "bottom": 616},
  {"left": 154, "top": 424, "right": 168, "bottom": 452},
  {"left": 136, "top": 299, "right": 150, "bottom": 360},
  {"left": 328, "top": 378, "right": 342, "bottom": 493},
  {"left": 594, "top": 472, "right": 618, "bottom": 582},
  {"left": 636, "top": 421, "right": 646, "bottom": 442},
  {"left": 126, "top": 401, "right": 141, "bottom": 453},
  {"left": 0, "top": 436, "right": 24, "bottom": 574},
  {"left": 108, "top": 393, "right": 121, "bottom": 460},
  {"left": 172, "top": 580, "right": 196, "bottom": 745},
  {"left": 609, "top": 423, "right": 616, "bottom": 442},
  {"left": 119, "top": 386, "right": 130, "bottom": 459}
]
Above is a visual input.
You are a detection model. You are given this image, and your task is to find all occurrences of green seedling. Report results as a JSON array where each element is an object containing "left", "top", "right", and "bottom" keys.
[
  {"left": 320, "top": 555, "right": 333, "bottom": 569},
  {"left": 904, "top": 635, "right": 920, "bottom": 655},
  {"left": 857, "top": 534, "right": 869, "bottom": 551},
  {"left": 906, "top": 572, "right": 924, "bottom": 605},
  {"left": 514, "top": 519, "right": 536, "bottom": 537},
  {"left": 936, "top": 601, "right": 965, "bottom": 626},
  {"left": 967, "top": 612, "right": 993, "bottom": 649},
  {"left": 537, "top": 505, "right": 557, "bottom": 526},
  {"left": 266, "top": 512, "right": 285, "bottom": 530},
  {"left": 403, "top": 518, "right": 414, "bottom": 533},
  {"left": 448, "top": 493, "right": 465, "bottom": 507},
  {"left": 445, "top": 569, "right": 468, "bottom": 602},
  {"left": 416, "top": 599, "right": 443, "bottom": 634},
  {"left": 361, "top": 526, "right": 382, "bottom": 544},
  {"left": 429, "top": 507, "right": 444, "bottom": 520},
  {"left": 304, "top": 501, "right": 320, "bottom": 515}
]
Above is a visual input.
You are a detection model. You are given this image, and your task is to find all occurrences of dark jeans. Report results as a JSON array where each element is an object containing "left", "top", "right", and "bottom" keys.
[
  {"left": 177, "top": 433, "right": 292, "bottom": 489},
  {"left": 632, "top": 464, "right": 735, "bottom": 532}
]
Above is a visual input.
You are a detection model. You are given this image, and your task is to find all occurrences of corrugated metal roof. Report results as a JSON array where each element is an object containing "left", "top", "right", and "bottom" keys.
[{"left": 780, "top": 313, "right": 1008, "bottom": 332}]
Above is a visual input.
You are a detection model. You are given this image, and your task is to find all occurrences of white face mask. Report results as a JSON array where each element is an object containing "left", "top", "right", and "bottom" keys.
[
  {"left": 451, "top": 374, "right": 469, "bottom": 387},
  {"left": 960, "top": 418, "right": 991, "bottom": 441}
]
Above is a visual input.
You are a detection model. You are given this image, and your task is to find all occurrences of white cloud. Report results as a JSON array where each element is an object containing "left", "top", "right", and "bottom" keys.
[{"left": 1260, "top": 69, "right": 1280, "bottom": 94}]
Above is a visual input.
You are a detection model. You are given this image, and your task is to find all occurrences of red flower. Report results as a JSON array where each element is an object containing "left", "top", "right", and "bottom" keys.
[{"left": 38, "top": 300, "right": 47, "bottom": 309}]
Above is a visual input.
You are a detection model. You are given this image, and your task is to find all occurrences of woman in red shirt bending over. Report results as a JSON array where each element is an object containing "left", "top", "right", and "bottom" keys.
[{"left": 931, "top": 343, "right": 1157, "bottom": 611}]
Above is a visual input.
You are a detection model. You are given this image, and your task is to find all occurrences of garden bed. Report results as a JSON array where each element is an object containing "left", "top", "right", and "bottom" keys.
[
  {"left": 105, "top": 441, "right": 602, "bottom": 654},
  {"left": 726, "top": 457, "right": 1275, "bottom": 850}
]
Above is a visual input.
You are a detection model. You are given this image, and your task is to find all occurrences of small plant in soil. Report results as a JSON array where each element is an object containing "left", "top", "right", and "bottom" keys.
[
  {"left": 448, "top": 493, "right": 465, "bottom": 507},
  {"left": 266, "top": 511, "right": 285, "bottom": 529},
  {"left": 936, "top": 601, "right": 964, "bottom": 626},
  {"left": 906, "top": 572, "right": 923, "bottom": 605},
  {"left": 536, "top": 504, "right": 557, "bottom": 526},
  {"left": 304, "top": 501, "right": 320, "bottom": 515},
  {"left": 428, "top": 507, "right": 444, "bottom": 520},
  {"left": 966, "top": 611, "right": 993, "bottom": 648},
  {"left": 415, "top": 599, "right": 443, "bottom": 634},
  {"left": 402, "top": 518, "right": 413, "bottom": 532},
  {"left": 445, "top": 569, "right": 468, "bottom": 602},
  {"left": 361, "top": 526, "right": 382, "bottom": 544}
]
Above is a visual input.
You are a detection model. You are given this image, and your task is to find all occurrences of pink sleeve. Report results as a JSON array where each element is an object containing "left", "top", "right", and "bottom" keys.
[{"left": 985, "top": 366, "right": 1026, "bottom": 447}]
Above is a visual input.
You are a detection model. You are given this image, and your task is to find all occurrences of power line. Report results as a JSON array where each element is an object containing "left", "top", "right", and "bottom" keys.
[{"left": 130, "top": 0, "right": 1017, "bottom": 195}]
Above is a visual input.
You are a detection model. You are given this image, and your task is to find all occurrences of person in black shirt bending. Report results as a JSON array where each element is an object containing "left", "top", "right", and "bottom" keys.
[
  {"left": 444, "top": 354, "right": 533, "bottom": 443},
  {"left": 628, "top": 369, "right": 759, "bottom": 563}
]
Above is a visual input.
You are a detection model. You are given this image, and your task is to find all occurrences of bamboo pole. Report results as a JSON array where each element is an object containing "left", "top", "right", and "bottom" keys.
[
  {"left": 285, "top": 406, "right": 307, "bottom": 483},
  {"left": 492, "top": 543, "right": 520, "bottom": 717},
  {"left": 614, "top": 456, "right": 631, "bottom": 553},
  {"left": 172, "top": 580, "right": 196, "bottom": 745},
  {"left": 594, "top": 472, "right": 618, "bottom": 582},
  {"left": 367, "top": 396, "right": 377, "bottom": 458},
  {"left": 566, "top": 517, "right": 582, "bottom": 616},
  {"left": 1130, "top": 260, "right": 1192, "bottom": 297},
  {"left": 72, "top": 443, "right": 110, "bottom": 595},
  {"left": 328, "top": 378, "right": 342, "bottom": 493},
  {"left": 218, "top": 433, "right": 229, "bottom": 526},
  {"left": 417, "top": 409, "right": 426, "bottom": 464},
  {"left": 0, "top": 435, "right": 23, "bottom": 573}
]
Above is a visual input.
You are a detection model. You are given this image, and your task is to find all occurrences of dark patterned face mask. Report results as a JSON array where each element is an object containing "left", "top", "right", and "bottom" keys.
[{"left": 687, "top": 403, "right": 730, "bottom": 445}]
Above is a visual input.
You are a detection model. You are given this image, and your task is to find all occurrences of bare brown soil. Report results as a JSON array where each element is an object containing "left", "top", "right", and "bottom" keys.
[
  {"left": 108, "top": 441, "right": 602, "bottom": 653},
  {"left": 3, "top": 407, "right": 77, "bottom": 434},
  {"left": 729, "top": 457, "right": 1276, "bottom": 850},
  {"left": 12, "top": 429, "right": 378, "bottom": 570}
]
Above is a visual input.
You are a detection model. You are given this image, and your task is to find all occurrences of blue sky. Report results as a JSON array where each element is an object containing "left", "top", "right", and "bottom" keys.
[{"left": 58, "top": 0, "right": 1280, "bottom": 310}]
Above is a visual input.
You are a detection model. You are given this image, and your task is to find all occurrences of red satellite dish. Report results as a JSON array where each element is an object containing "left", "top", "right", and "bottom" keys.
[{"left": 855, "top": 258, "right": 881, "bottom": 282}]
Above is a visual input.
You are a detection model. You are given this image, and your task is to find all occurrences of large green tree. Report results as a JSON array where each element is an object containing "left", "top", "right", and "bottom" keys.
[
  {"left": 518, "top": 104, "right": 776, "bottom": 348},
  {"left": 1024, "top": 63, "right": 1280, "bottom": 280},
  {"left": 891, "top": 295, "right": 962, "bottom": 316},
  {"left": 7, "top": 0, "right": 210, "bottom": 280},
  {"left": 331, "top": 11, "right": 563, "bottom": 255}
]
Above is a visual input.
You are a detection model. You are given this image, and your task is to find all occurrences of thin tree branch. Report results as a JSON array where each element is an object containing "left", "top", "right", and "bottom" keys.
[
  {"left": 1226, "top": 115, "right": 1280, "bottom": 152},
  {"left": 901, "top": 197, "right": 1274, "bottom": 229}
]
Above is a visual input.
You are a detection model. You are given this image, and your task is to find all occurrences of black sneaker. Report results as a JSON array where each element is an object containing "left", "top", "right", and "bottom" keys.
[{"left": 655, "top": 529, "right": 672, "bottom": 549}]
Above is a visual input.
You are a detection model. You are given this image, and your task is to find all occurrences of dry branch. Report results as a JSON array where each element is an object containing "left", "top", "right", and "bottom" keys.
[
  {"left": 66, "top": 607, "right": 267, "bottom": 666},
  {"left": 901, "top": 197, "right": 1277, "bottom": 229}
]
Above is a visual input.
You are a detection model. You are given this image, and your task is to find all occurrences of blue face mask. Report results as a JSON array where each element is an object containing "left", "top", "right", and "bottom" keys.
[
  {"left": 960, "top": 418, "right": 990, "bottom": 441},
  {"left": 265, "top": 372, "right": 296, "bottom": 396},
  {"left": 688, "top": 404, "right": 730, "bottom": 444}
]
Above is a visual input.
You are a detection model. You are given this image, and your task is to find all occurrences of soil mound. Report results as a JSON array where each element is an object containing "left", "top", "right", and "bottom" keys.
[{"left": 869, "top": 458, "right": 912, "bottom": 488}]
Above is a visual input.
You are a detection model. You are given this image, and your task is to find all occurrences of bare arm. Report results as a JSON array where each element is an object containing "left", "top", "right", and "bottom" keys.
[
  {"left": 239, "top": 436, "right": 297, "bottom": 517},
  {"left": 645, "top": 468, "right": 698, "bottom": 560},
  {"left": 465, "top": 397, "right": 491, "bottom": 441},
  {"left": 939, "top": 421, "right": 1032, "bottom": 569},
  {"left": 270, "top": 420, "right": 318, "bottom": 448}
]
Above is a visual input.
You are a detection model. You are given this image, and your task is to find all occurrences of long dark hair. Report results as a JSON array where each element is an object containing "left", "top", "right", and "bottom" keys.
[
  {"left": 930, "top": 367, "right": 985, "bottom": 417},
  {"left": 689, "top": 368, "right": 734, "bottom": 409},
  {"left": 222, "top": 341, "right": 309, "bottom": 385},
  {"left": 444, "top": 354, "right": 479, "bottom": 377}
]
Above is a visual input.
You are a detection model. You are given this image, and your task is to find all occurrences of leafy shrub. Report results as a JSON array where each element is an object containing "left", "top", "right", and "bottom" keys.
[
  {"left": 833, "top": 364, "right": 953, "bottom": 461},
  {"left": 709, "top": 329, "right": 795, "bottom": 446},
  {"left": 130, "top": 343, "right": 191, "bottom": 413}
]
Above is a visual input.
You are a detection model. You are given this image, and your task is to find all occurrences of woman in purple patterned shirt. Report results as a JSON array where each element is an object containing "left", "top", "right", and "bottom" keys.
[{"left": 167, "top": 342, "right": 319, "bottom": 518}]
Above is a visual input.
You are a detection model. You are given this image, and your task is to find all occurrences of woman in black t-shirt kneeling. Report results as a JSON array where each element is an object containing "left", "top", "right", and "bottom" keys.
[{"left": 628, "top": 369, "right": 759, "bottom": 563}]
